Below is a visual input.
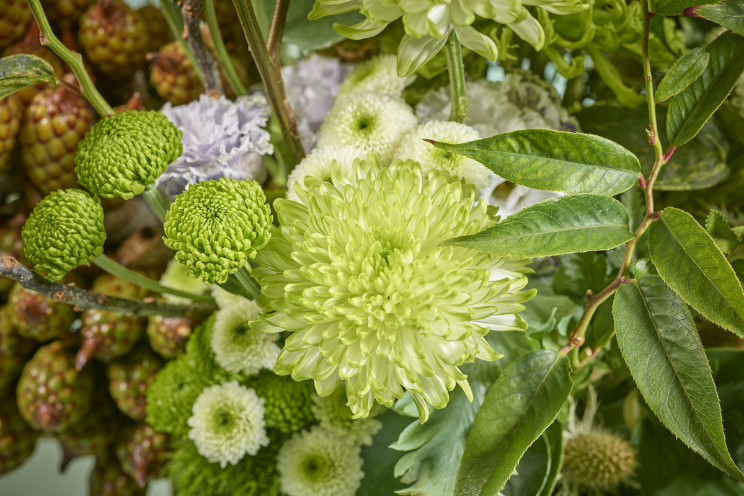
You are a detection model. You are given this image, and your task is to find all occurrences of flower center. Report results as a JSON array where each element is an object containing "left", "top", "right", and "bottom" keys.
[
  {"left": 301, "top": 453, "right": 332, "bottom": 483},
  {"left": 210, "top": 406, "right": 237, "bottom": 434},
  {"left": 431, "top": 148, "right": 461, "bottom": 168},
  {"left": 352, "top": 113, "right": 376, "bottom": 136},
  {"left": 229, "top": 322, "right": 256, "bottom": 347}
]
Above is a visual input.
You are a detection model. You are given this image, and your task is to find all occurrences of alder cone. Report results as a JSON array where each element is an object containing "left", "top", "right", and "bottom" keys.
[
  {"left": 149, "top": 41, "right": 202, "bottom": 106},
  {"left": 90, "top": 450, "right": 146, "bottom": 496},
  {"left": 0, "top": 95, "right": 23, "bottom": 174},
  {"left": 0, "top": 0, "right": 31, "bottom": 51},
  {"left": 16, "top": 341, "right": 95, "bottom": 432},
  {"left": 7, "top": 284, "right": 76, "bottom": 343},
  {"left": 0, "top": 398, "right": 38, "bottom": 475},
  {"left": 79, "top": 0, "right": 148, "bottom": 78},
  {"left": 0, "top": 305, "right": 37, "bottom": 400},
  {"left": 107, "top": 343, "right": 164, "bottom": 420},
  {"left": 0, "top": 219, "right": 28, "bottom": 300},
  {"left": 115, "top": 423, "right": 168, "bottom": 487},
  {"left": 146, "top": 315, "right": 192, "bottom": 358},
  {"left": 19, "top": 86, "right": 95, "bottom": 194},
  {"left": 42, "top": 0, "right": 92, "bottom": 30},
  {"left": 138, "top": 5, "right": 170, "bottom": 53}
]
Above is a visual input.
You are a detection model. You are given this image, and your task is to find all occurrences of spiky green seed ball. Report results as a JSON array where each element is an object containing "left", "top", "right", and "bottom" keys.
[
  {"left": 562, "top": 429, "right": 637, "bottom": 490},
  {"left": 75, "top": 110, "right": 182, "bottom": 200},
  {"left": 245, "top": 370, "right": 315, "bottom": 434},
  {"left": 21, "top": 189, "right": 105, "bottom": 281},
  {"left": 163, "top": 178, "right": 272, "bottom": 285}
]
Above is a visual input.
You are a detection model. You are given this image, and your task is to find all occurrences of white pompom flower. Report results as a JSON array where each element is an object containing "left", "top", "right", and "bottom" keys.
[
  {"left": 211, "top": 299, "right": 281, "bottom": 375},
  {"left": 339, "top": 54, "right": 415, "bottom": 98},
  {"left": 187, "top": 381, "right": 270, "bottom": 468},
  {"left": 393, "top": 120, "right": 489, "bottom": 190},
  {"left": 316, "top": 92, "right": 417, "bottom": 165},
  {"left": 311, "top": 388, "right": 382, "bottom": 446},
  {"left": 210, "top": 285, "right": 250, "bottom": 309},
  {"left": 277, "top": 426, "right": 364, "bottom": 496},
  {"left": 286, "top": 146, "right": 367, "bottom": 203},
  {"left": 159, "top": 259, "right": 208, "bottom": 305}
]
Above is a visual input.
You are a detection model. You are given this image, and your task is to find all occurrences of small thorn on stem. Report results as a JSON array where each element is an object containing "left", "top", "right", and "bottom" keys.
[
  {"left": 664, "top": 146, "right": 676, "bottom": 162},
  {"left": 653, "top": 211, "right": 662, "bottom": 220},
  {"left": 639, "top": 176, "right": 647, "bottom": 189},
  {"left": 586, "top": 289, "right": 594, "bottom": 303},
  {"left": 683, "top": 6, "right": 700, "bottom": 16},
  {"left": 423, "top": 139, "right": 438, "bottom": 145},
  {"left": 646, "top": 125, "right": 656, "bottom": 145}
]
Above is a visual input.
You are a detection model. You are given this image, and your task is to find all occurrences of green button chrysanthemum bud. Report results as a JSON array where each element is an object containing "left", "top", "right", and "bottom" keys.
[
  {"left": 563, "top": 428, "right": 637, "bottom": 490},
  {"left": 163, "top": 178, "right": 272, "bottom": 286},
  {"left": 75, "top": 110, "right": 183, "bottom": 200},
  {"left": 22, "top": 189, "right": 105, "bottom": 281}
]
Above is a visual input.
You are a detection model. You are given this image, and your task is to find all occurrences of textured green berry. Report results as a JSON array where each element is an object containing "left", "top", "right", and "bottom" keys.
[
  {"left": 116, "top": 423, "right": 169, "bottom": 487},
  {"left": 146, "top": 315, "right": 192, "bottom": 359},
  {"left": 16, "top": 341, "right": 94, "bottom": 432},
  {"left": 90, "top": 450, "right": 147, "bottom": 496},
  {"left": 107, "top": 343, "right": 165, "bottom": 420},
  {"left": 75, "top": 110, "right": 183, "bottom": 200},
  {"left": 8, "top": 283, "right": 76, "bottom": 342},
  {"left": 21, "top": 189, "right": 105, "bottom": 281},
  {"left": 562, "top": 429, "right": 637, "bottom": 490},
  {"left": 0, "top": 304, "right": 37, "bottom": 399},
  {"left": 246, "top": 370, "right": 315, "bottom": 434},
  {"left": 163, "top": 178, "right": 272, "bottom": 285},
  {"left": 0, "top": 397, "right": 38, "bottom": 475}
]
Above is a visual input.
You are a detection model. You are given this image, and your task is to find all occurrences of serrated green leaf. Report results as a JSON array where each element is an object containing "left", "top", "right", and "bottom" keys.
[
  {"left": 430, "top": 130, "right": 641, "bottom": 196},
  {"left": 454, "top": 350, "right": 573, "bottom": 496},
  {"left": 391, "top": 332, "right": 540, "bottom": 496},
  {"left": 538, "top": 422, "right": 564, "bottom": 496},
  {"left": 667, "top": 32, "right": 744, "bottom": 147},
  {"left": 553, "top": 252, "right": 614, "bottom": 303},
  {"left": 0, "top": 54, "right": 57, "bottom": 100},
  {"left": 653, "top": 0, "right": 720, "bottom": 16},
  {"left": 502, "top": 434, "right": 551, "bottom": 496},
  {"left": 649, "top": 207, "right": 744, "bottom": 338},
  {"left": 698, "top": 0, "right": 744, "bottom": 37},
  {"left": 613, "top": 275, "right": 744, "bottom": 482},
  {"left": 656, "top": 48, "right": 710, "bottom": 102},
  {"left": 706, "top": 209, "right": 742, "bottom": 256},
  {"left": 444, "top": 195, "right": 632, "bottom": 258},
  {"left": 358, "top": 410, "right": 409, "bottom": 496}
]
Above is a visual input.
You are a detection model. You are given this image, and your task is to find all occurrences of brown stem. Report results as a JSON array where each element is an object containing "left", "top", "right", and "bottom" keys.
[
  {"left": 180, "top": 0, "right": 224, "bottom": 97},
  {"left": 0, "top": 257, "right": 215, "bottom": 319},
  {"left": 267, "top": 0, "right": 289, "bottom": 71}
]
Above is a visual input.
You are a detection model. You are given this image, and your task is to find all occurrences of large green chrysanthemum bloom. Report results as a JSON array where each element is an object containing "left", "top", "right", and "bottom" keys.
[
  {"left": 309, "top": 0, "right": 586, "bottom": 76},
  {"left": 163, "top": 178, "right": 272, "bottom": 285},
  {"left": 22, "top": 189, "right": 105, "bottom": 281},
  {"left": 250, "top": 157, "right": 534, "bottom": 421},
  {"left": 75, "top": 110, "right": 182, "bottom": 199},
  {"left": 246, "top": 370, "right": 316, "bottom": 434}
]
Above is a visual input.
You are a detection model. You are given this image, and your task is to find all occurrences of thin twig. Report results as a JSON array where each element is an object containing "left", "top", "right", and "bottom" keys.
[
  {"left": 1, "top": 257, "right": 216, "bottom": 319},
  {"left": 267, "top": 0, "right": 289, "bottom": 70},
  {"left": 562, "top": 0, "right": 668, "bottom": 352},
  {"left": 231, "top": 0, "right": 305, "bottom": 166},
  {"left": 180, "top": 0, "right": 224, "bottom": 96},
  {"left": 203, "top": 0, "right": 247, "bottom": 96},
  {"left": 159, "top": 0, "right": 204, "bottom": 81}
]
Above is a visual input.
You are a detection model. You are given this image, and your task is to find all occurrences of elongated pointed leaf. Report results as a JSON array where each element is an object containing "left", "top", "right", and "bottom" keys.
[
  {"left": 613, "top": 275, "right": 744, "bottom": 482},
  {"left": 697, "top": 0, "right": 744, "bottom": 37},
  {"left": 0, "top": 54, "right": 57, "bottom": 99},
  {"left": 444, "top": 195, "right": 632, "bottom": 258},
  {"left": 653, "top": 0, "right": 720, "bottom": 16},
  {"left": 649, "top": 207, "right": 744, "bottom": 337},
  {"left": 656, "top": 48, "right": 710, "bottom": 102},
  {"left": 429, "top": 130, "right": 641, "bottom": 196},
  {"left": 667, "top": 32, "right": 744, "bottom": 147},
  {"left": 538, "top": 422, "right": 564, "bottom": 496},
  {"left": 454, "top": 350, "right": 572, "bottom": 496},
  {"left": 502, "top": 435, "right": 551, "bottom": 496}
]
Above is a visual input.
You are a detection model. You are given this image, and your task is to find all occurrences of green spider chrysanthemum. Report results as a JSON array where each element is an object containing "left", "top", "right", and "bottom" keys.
[
  {"left": 75, "top": 110, "right": 183, "bottom": 199},
  {"left": 22, "top": 189, "right": 105, "bottom": 281},
  {"left": 250, "top": 157, "right": 534, "bottom": 421},
  {"left": 311, "top": 388, "right": 382, "bottom": 446},
  {"left": 277, "top": 426, "right": 364, "bottom": 496},
  {"left": 246, "top": 370, "right": 316, "bottom": 434},
  {"left": 163, "top": 178, "right": 272, "bottom": 285}
]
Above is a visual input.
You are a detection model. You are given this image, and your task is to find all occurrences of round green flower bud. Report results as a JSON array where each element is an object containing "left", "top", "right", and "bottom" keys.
[
  {"left": 246, "top": 370, "right": 315, "bottom": 434},
  {"left": 563, "top": 429, "right": 637, "bottom": 490},
  {"left": 146, "top": 354, "right": 207, "bottom": 437},
  {"left": 75, "top": 110, "right": 183, "bottom": 200},
  {"left": 163, "top": 178, "right": 272, "bottom": 286},
  {"left": 22, "top": 189, "right": 105, "bottom": 281}
]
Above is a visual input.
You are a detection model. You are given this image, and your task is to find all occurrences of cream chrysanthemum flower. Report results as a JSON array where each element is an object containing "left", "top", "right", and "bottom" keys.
[
  {"left": 187, "top": 381, "right": 269, "bottom": 468},
  {"left": 210, "top": 285, "right": 250, "bottom": 309},
  {"left": 316, "top": 92, "right": 417, "bottom": 165},
  {"left": 250, "top": 158, "right": 534, "bottom": 421},
  {"left": 311, "top": 388, "right": 382, "bottom": 446},
  {"left": 286, "top": 146, "right": 367, "bottom": 203},
  {"left": 339, "top": 54, "right": 415, "bottom": 97},
  {"left": 211, "top": 300, "right": 280, "bottom": 375},
  {"left": 160, "top": 259, "right": 208, "bottom": 305},
  {"left": 393, "top": 120, "right": 489, "bottom": 190},
  {"left": 277, "top": 426, "right": 364, "bottom": 496}
]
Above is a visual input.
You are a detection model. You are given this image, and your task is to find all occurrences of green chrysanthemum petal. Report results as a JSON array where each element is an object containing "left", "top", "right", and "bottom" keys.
[
  {"left": 163, "top": 178, "right": 273, "bottom": 285},
  {"left": 21, "top": 189, "right": 105, "bottom": 281},
  {"left": 245, "top": 370, "right": 316, "bottom": 434},
  {"left": 75, "top": 110, "right": 183, "bottom": 199}
]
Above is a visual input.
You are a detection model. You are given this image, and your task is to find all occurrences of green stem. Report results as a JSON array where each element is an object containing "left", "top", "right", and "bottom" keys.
[
  {"left": 233, "top": 265, "right": 261, "bottom": 299},
  {"left": 159, "top": 0, "right": 204, "bottom": 82},
  {"left": 231, "top": 0, "right": 306, "bottom": 166},
  {"left": 444, "top": 30, "right": 468, "bottom": 124},
  {"left": 203, "top": 0, "right": 247, "bottom": 96},
  {"left": 26, "top": 0, "right": 113, "bottom": 116},
  {"left": 563, "top": 0, "right": 668, "bottom": 353},
  {"left": 94, "top": 254, "right": 216, "bottom": 304},
  {"left": 142, "top": 185, "right": 170, "bottom": 223}
]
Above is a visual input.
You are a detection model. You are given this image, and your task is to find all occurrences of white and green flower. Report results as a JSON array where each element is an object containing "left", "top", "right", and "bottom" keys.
[
  {"left": 187, "top": 381, "right": 269, "bottom": 468},
  {"left": 277, "top": 426, "right": 364, "bottom": 496},
  {"left": 211, "top": 299, "right": 281, "bottom": 375},
  {"left": 309, "top": 0, "right": 586, "bottom": 76},
  {"left": 339, "top": 54, "right": 415, "bottom": 97},
  {"left": 311, "top": 388, "right": 382, "bottom": 446},
  {"left": 393, "top": 120, "right": 489, "bottom": 190},
  {"left": 159, "top": 259, "right": 208, "bottom": 305},
  {"left": 316, "top": 92, "right": 417, "bottom": 165},
  {"left": 251, "top": 157, "right": 534, "bottom": 421},
  {"left": 286, "top": 145, "right": 367, "bottom": 203}
]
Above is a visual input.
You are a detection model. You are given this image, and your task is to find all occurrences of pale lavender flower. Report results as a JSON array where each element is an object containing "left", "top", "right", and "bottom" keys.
[
  {"left": 282, "top": 54, "right": 354, "bottom": 152},
  {"left": 157, "top": 94, "right": 273, "bottom": 197}
]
